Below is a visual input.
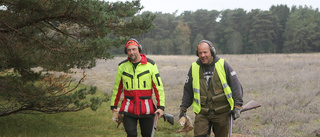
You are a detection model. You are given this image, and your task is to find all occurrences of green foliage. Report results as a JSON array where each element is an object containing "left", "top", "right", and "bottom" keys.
[
  {"left": 216, "top": 9, "right": 247, "bottom": 54},
  {"left": 0, "top": 0, "right": 155, "bottom": 116},
  {"left": 283, "top": 6, "right": 320, "bottom": 53},
  {"left": 135, "top": 5, "right": 320, "bottom": 55},
  {"left": 193, "top": 34, "right": 204, "bottom": 53},
  {"left": 269, "top": 4, "right": 290, "bottom": 52},
  {"left": 248, "top": 11, "right": 281, "bottom": 53},
  {"left": 173, "top": 21, "right": 191, "bottom": 55},
  {"left": 0, "top": 70, "right": 111, "bottom": 116},
  {"left": 141, "top": 12, "right": 178, "bottom": 55}
]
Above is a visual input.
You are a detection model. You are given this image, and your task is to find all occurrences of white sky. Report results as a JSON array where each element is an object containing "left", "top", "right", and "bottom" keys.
[{"left": 109, "top": 0, "right": 320, "bottom": 14}]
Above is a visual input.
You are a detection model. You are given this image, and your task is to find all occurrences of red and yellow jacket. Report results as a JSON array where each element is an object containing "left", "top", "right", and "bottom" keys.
[{"left": 110, "top": 54, "right": 165, "bottom": 117}]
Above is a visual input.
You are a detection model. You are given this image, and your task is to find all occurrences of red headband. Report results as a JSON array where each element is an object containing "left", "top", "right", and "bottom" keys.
[{"left": 126, "top": 40, "right": 139, "bottom": 47}]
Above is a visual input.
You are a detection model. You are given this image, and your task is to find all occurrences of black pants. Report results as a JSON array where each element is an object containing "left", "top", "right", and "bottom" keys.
[{"left": 123, "top": 115, "right": 154, "bottom": 137}]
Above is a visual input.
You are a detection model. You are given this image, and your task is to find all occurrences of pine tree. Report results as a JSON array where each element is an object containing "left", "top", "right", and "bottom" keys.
[{"left": 0, "top": 0, "right": 155, "bottom": 116}]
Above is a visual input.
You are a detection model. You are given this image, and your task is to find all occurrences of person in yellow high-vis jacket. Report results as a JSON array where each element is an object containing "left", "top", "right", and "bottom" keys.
[
  {"left": 179, "top": 40, "right": 243, "bottom": 137},
  {"left": 110, "top": 38, "right": 165, "bottom": 137}
]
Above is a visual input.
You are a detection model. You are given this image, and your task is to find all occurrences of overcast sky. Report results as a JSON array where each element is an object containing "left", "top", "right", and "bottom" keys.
[{"left": 109, "top": 0, "right": 320, "bottom": 14}]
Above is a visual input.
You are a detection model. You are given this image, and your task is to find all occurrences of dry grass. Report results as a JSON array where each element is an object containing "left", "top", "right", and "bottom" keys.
[{"left": 72, "top": 53, "right": 320, "bottom": 137}]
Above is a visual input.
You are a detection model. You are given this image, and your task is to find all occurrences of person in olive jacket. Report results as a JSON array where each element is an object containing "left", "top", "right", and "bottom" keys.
[
  {"left": 179, "top": 40, "right": 243, "bottom": 137},
  {"left": 110, "top": 38, "right": 165, "bottom": 137}
]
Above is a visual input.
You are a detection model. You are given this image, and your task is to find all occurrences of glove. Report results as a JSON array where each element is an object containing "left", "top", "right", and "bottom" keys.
[
  {"left": 179, "top": 109, "right": 187, "bottom": 126},
  {"left": 179, "top": 109, "right": 186, "bottom": 119},
  {"left": 230, "top": 107, "right": 241, "bottom": 120}
]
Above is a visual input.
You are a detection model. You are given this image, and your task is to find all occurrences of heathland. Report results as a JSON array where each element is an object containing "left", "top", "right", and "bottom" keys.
[
  {"left": 1, "top": 53, "right": 319, "bottom": 137},
  {"left": 76, "top": 53, "right": 320, "bottom": 136}
]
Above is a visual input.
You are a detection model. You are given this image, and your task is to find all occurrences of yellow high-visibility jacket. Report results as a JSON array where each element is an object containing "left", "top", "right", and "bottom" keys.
[{"left": 110, "top": 54, "right": 165, "bottom": 117}]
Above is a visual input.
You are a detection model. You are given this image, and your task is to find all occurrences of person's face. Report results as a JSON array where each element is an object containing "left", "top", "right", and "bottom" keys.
[
  {"left": 126, "top": 45, "right": 140, "bottom": 63},
  {"left": 197, "top": 43, "right": 214, "bottom": 65}
]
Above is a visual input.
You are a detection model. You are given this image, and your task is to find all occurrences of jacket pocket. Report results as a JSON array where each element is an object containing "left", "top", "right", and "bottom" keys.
[
  {"left": 199, "top": 107, "right": 209, "bottom": 115},
  {"left": 137, "top": 70, "right": 150, "bottom": 88},
  {"left": 200, "top": 96, "right": 207, "bottom": 106},
  {"left": 122, "top": 96, "right": 135, "bottom": 114},
  {"left": 211, "top": 93, "right": 227, "bottom": 102},
  {"left": 213, "top": 104, "right": 230, "bottom": 114},
  {"left": 139, "top": 96, "right": 153, "bottom": 115},
  {"left": 139, "top": 96, "right": 151, "bottom": 99},
  {"left": 122, "top": 72, "right": 133, "bottom": 89}
]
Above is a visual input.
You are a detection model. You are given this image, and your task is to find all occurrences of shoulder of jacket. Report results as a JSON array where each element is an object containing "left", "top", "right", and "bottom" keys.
[
  {"left": 146, "top": 58, "right": 156, "bottom": 65},
  {"left": 118, "top": 59, "right": 129, "bottom": 66}
]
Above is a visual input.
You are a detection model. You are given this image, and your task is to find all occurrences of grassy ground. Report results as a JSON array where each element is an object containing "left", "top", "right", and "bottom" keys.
[
  {"left": 0, "top": 101, "right": 186, "bottom": 137},
  {"left": 1, "top": 53, "right": 320, "bottom": 137},
  {"left": 0, "top": 84, "right": 187, "bottom": 137}
]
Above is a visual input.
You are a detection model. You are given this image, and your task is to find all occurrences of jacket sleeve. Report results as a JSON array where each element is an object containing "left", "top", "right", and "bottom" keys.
[
  {"left": 151, "top": 63, "right": 165, "bottom": 110},
  {"left": 224, "top": 61, "right": 243, "bottom": 107},
  {"left": 110, "top": 65, "right": 124, "bottom": 110},
  {"left": 179, "top": 66, "right": 194, "bottom": 111}
]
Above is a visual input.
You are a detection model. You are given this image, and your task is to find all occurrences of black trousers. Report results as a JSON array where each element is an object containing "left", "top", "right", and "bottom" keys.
[{"left": 123, "top": 115, "right": 154, "bottom": 137}]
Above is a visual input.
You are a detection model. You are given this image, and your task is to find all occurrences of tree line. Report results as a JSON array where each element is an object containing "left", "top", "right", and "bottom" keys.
[{"left": 113, "top": 5, "right": 320, "bottom": 55}]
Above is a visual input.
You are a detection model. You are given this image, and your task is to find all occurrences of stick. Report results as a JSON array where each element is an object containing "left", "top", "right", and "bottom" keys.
[
  {"left": 151, "top": 113, "right": 159, "bottom": 137},
  {"left": 229, "top": 114, "right": 233, "bottom": 137}
]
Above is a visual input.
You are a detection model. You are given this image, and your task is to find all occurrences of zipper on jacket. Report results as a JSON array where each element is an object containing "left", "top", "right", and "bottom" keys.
[{"left": 132, "top": 64, "right": 136, "bottom": 89}]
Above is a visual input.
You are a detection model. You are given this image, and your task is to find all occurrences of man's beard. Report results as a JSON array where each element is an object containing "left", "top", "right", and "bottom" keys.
[{"left": 129, "top": 54, "right": 138, "bottom": 61}]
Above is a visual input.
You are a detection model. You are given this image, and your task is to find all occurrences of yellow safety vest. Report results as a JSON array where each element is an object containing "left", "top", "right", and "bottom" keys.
[{"left": 191, "top": 59, "right": 234, "bottom": 114}]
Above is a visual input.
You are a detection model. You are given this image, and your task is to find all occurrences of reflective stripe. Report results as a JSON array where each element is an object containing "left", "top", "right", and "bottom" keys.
[
  {"left": 222, "top": 83, "right": 229, "bottom": 89},
  {"left": 191, "top": 62, "right": 201, "bottom": 113},
  {"left": 194, "top": 98, "right": 200, "bottom": 104},
  {"left": 193, "top": 88, "right": 200, "bottom": 94},
  {"left": 124, "top": 98, "right": 130, "bottom": 112},
  {"left": 145, "top": 99, "right": 150, "bottom": 114},
  {"left": 226, "top": 93, "right": 232, "bottom": 99}
]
